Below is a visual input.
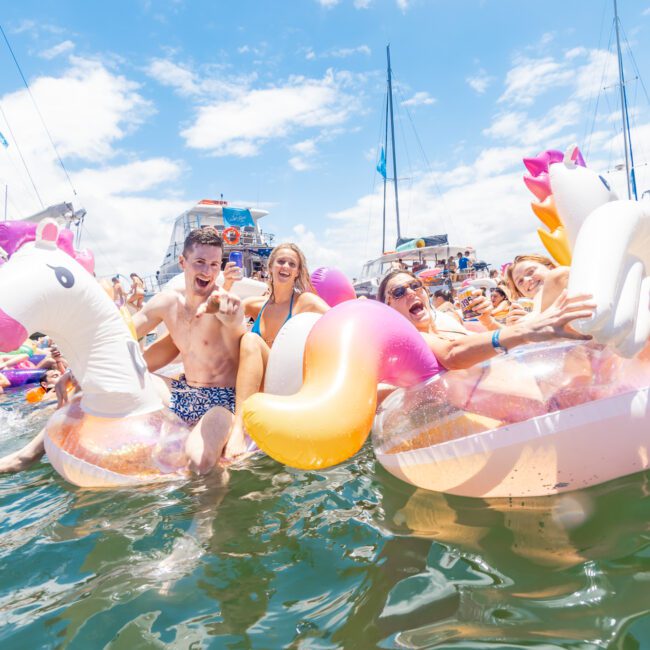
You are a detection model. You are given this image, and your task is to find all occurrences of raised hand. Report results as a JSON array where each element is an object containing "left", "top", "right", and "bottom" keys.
[
  {"left": 222, "top": 261, "right": 243, "bottom": 291},
  {"left": 195, "top": 287, "right": 243, "bottom": 324},
  {"left": 525, "top": 290, "right": 595, "bottom": 342}
]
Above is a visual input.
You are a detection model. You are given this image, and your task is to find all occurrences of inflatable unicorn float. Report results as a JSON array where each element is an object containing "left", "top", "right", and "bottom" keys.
[
  {"left": 243, "top": 146, "right": 650, "bottom": 498},
  {"left": 0, "top": 219, "right": 191, "bottom": 487}
]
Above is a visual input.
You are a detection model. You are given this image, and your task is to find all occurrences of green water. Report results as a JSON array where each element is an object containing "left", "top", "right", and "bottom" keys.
[{"left": 1, "top": 389, "right": 649, "bottom": 649}]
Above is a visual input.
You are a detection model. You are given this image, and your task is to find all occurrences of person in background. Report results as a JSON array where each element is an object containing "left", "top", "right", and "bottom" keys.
[
  {"left": 127, "top": 273, "right": 146, "bottom": 310},
  {"left": 433, "top": 288, "right": 462, "bottom": 324},
  {"left": 112, "top": 276, "right": 126, "bottom": 308},
  {"left": 447, "top": 256, "right": 458, "bottom": 282},
  {"left": 457, "top": 251, "right": 472, "bottom": 275},
  {"left": 505, "top": 254, "right": 567, "bottom": 323},
  {"left": 490, "top": 287, "right": 511, "bottom": 323}
]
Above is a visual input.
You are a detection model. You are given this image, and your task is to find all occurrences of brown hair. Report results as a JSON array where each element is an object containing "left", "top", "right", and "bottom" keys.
[
  {"left": 506, "top": 254, "right": 557, "bottom": 299},
  {"left": 377, "top": 269, "right": 418, "bottom": 303},
  {"left": 182, "top": 227, "right": 223, "bottom": 257},
  {"left": 267, "top": 243, "right": 315, "bottom": 299}
]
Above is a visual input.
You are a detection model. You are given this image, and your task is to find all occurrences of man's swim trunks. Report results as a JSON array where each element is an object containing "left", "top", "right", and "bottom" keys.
[{"left": 170, "top": 375, "right": 236, "bottom": 425}]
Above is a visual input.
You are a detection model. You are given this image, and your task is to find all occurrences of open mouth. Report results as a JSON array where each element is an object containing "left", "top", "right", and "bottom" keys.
[
  {"left": 195, "top": 277, "right": 211, "bottom": 289},
  {"left": 409, "top": 300, "right": 425, "bottom": 317}
]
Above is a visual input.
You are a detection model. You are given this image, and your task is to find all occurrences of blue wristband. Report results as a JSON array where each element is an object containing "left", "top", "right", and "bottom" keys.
[{"left": 492, "top": 329, "right": 508, "bottom": 354}]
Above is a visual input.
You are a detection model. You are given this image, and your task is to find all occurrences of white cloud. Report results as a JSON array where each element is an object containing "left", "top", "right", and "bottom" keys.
[
  {"left": 401, "top": 91, "right": 436, "bottom": 107},
  {"left": 39, "top": 40, "right": 75, "bottom": 60},
  {"left": 396, "top": 0, "right": 409, "bottom": 11},
  {"left": 305, "top": 48, "right": 316, "bottom": 61},
  {"left": 498, "top": 48, "right": 618, "bottom": 107},
  {"left": 1, "top": 56, "right": 152, "bottom": 163},
  {"left": 330, "top": 45, "right": 371, "bottom": 58},
  {"left": 288, "top": 138, "right": 319, "bottom": 171},
  {"left": 0, "top": 57, "right": 185, "bottom": 277},
  {"left": 145, "top": 58, "right": 256, "bottom": 99},
  {"left": 146, "top": 59, "right": 200, "bottom": 96},
  {"left": 290, "top": 154, "right": 543, "bottom": 278},
  {"left": 180, "top": 70, "right": 361, "bottom": 157},
  {"left": 317, "top": 0, "right": 340, "bottom": 7},
  {"left": 499, "top": 56, "right": 574, "bottom": 106},
  {"left": 466, "top": 69, "right": 494, "bottom": 94},
  {"left": 354, "top": 0, "right": 372, "bottom": 8}
]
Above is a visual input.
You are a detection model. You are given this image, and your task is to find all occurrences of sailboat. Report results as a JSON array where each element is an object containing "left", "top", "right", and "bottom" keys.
[{"left": 353, "top": 46, "right": 478, "bottom": 299}]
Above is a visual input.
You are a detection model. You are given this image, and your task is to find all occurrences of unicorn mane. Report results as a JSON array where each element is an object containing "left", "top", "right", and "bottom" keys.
[{"left": 0, "top": 221, "right": 94, "bottom": 274}]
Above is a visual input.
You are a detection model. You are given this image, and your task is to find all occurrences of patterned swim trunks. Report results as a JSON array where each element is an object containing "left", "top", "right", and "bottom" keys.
[{"left": 170, "top": 375, "right": 236, "bottom": 425}]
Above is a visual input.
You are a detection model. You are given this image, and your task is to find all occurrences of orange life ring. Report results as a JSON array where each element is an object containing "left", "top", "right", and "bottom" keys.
[{"left": 222, "top": 227, "right": 241, "bottom": 245}]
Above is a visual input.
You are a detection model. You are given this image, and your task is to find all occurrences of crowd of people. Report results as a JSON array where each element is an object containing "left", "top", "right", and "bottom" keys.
[{"left": 0, "top": 226, "right": 594, "bottom": 477}]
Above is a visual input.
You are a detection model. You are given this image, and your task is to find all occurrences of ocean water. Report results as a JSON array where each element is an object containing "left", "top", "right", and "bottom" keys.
[{"left": 1, "top": 387, "right": 649, "bottom": 649}]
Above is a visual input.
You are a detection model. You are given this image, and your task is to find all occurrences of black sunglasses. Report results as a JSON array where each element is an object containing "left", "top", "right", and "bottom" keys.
[{"left": 390, "top": 280, "right": 423, "bottom": 299}]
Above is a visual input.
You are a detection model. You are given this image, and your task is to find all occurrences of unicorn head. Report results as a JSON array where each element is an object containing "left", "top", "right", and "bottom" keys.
[
  {"left": 523, "top": 145, "right": 617, "bottom": 264},
  {"left": 0, "top": 218, "right": 161, "bottom": 417}
]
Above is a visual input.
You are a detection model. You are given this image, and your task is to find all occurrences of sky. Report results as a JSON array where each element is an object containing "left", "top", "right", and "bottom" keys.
[{"left": 1, "top": 0, "right": 650, "bottom": 280}]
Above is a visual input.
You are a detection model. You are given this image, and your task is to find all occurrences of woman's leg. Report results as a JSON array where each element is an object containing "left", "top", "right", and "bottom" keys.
[{"left": 225, "top": 333, "right": 269, "bottom": 458}]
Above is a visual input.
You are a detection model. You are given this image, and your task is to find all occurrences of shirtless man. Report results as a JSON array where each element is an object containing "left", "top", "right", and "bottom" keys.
[{"left": 133, "top": 227, "right": 256, "bottom": 472}]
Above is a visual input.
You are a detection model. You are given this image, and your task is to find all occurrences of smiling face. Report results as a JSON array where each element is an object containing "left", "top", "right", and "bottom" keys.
[
  {"left": 384, "top": 273, "right": 432, "bottom": 331},
  {"left": 270, "top": 247, "right": 300, "bottom": 288},
  {"left": 490, "top": 291, "right": 504, "bottom": 307},
  {"left": 510, "top": 260, "right": 553, "bottom": 298},
  {"left": 180, "top": 243, "right": 223, "bottom": 297}
]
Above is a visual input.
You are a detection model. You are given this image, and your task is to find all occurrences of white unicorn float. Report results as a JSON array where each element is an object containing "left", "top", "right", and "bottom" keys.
[{"left": 0, "top": 219, "right": 191, "bottom": 487}]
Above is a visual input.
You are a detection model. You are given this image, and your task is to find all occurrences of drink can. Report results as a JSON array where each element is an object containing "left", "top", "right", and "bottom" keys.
[
  {"left": 229, "top": 251, "right": 243, "bottom": 268},
  {"left": 458, "top": 287, "right": 479, "bottom": 320},
  {"left": 518, "top": 298, "right": 534, "bottom": 313}
]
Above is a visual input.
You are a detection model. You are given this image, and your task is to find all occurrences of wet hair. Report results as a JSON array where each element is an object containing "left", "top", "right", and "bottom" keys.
[
  {"left": 377, "top": 269, "right": 417, "bottom": 303},
  {"left": 111, "top": 276, "right": 120, "bottom": 284},
  {"left": 433, "top": 288, "right": 453, "bottom": 303},
  {"left": 182, "top": 227, "right": 223, "bottom": 257},
  {"left": 267, "top": 243, "right": 315, "bottom": 299},
  {"left": 130, "top": 273, "right": 143, "bottom": 282},
  {"left": 506, "top": 254, "right": 558, "bottom": 299}
]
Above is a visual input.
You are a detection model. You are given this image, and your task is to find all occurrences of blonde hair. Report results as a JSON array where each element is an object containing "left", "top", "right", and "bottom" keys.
[
  {"left": 267, "top": 243, "right": 315, "bottom": 299},
  {"left": 506, "top": 254, "right": 558, "bottom": 299}
]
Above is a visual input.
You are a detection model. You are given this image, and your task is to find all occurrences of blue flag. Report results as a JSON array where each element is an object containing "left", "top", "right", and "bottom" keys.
[
  {"left": 223, "top": 208, "right": 255, "bottom": 229},
  {"left": 376, "top": 146, "right": 387, "bottom": 179},
  {"left": 0, "top": 132, "right": 8, "bottom": 149},
  {"left": 223, "top": 207, "right": 255, "bottom": 229}
]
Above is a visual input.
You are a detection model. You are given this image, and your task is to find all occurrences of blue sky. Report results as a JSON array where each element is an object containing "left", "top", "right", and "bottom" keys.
[{"left": 1, "top": 0, "right": 650, "bottom": 278}]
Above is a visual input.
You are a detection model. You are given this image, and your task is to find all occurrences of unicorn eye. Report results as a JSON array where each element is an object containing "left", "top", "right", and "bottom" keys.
[
  {"left": 598, "top": 175, "right": 611, "bottom": 191},
  {"left": 47, "top": 264, "right": 75, "bottom": 289}
]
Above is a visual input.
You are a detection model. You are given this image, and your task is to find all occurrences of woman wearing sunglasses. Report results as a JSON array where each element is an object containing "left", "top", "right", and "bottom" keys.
[{"left": 377, "top": 270, "right": 595, "bottom": 370}]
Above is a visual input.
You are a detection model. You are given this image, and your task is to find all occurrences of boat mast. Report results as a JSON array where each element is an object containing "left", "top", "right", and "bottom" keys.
[
  {"left": 382, "top": 92, "right": 389, "bottom": 253},
  {"left": 386, "top": 45, "right": 402, "bottom": 242},
  {"left": 614, "top": 0, "right": 637, "bottom": 200}
]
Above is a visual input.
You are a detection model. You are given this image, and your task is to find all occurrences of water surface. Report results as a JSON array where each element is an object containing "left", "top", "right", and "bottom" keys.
[{"left": 1, "top": 388, "right": 649, "bottom": 648}]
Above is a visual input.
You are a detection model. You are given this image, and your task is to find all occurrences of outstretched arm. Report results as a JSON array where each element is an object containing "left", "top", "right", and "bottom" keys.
[{"left": 428, "top": 291, "right": 595, "bottom": 370}]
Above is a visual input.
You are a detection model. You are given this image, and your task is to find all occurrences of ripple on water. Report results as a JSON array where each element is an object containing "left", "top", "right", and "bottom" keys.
[{"left": 0, "top": 406, "right": 649, "bottom": 649}]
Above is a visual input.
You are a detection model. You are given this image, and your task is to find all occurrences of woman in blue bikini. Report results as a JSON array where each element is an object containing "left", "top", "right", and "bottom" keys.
[{"left": 244, "top": 243, "right": 329, "bottom": 348}]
